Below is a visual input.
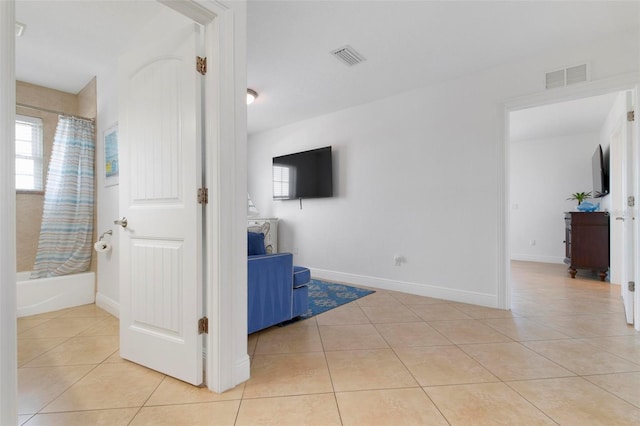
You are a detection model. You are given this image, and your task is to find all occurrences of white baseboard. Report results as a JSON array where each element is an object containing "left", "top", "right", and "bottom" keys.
[
  {"left": 205, "top": 353, "right": 250, "bottom": 393},
  {"left": 233, "top": 354, "right": 251, "bottom": 385},
  {"left": 309, "top": 268, "right": 498, "bottom": 308},
  {"left": 510, "top": 254, "right": 565, "bottom": 264},
  {"left": 96, "top": 292, "right": 120, "bottom": 318}
]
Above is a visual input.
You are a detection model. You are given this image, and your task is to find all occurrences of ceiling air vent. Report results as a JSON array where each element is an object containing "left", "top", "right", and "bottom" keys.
[
  {"left": 545, "top": 63, "right": 589, "bottom": 89},
  {"left": 330, "top": 45, "right": 366, "bottom": 67}
]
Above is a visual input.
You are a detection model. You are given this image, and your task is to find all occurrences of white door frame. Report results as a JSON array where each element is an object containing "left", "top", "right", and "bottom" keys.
[
  {"left": 0, "top": 1, "right": 247, "bottom": 419},
  {"left": 610, "top": 110, "right": 625, "bottom": 287},
  {"left": 501, "top": 72, "right": 640, "bottom": 332},
  {"left": 0, "top": 1, "right": 18, "bottom": 424},
  {"left": 189, "top": 0, "right": 250, "bottom": 391},
  {"left": 148, "top": 0, "right": 249, "bottom": 392}
]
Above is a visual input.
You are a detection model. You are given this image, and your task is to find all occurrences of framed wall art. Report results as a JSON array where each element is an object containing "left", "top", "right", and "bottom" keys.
[{"left": 104, "top": 123, "right": 119, "bottom": 187}]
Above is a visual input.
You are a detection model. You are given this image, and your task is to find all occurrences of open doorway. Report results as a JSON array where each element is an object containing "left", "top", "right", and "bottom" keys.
[
  {"left": 8, "top": 0, "right": 245, "bottom": 410},
  {"left": 507, "top": 87, "right": 638, "bottom": 328}
]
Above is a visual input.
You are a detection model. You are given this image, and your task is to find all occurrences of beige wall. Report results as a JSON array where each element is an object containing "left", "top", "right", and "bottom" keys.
[
  {"left": 77, "top": 77, "right": 97, "bottom": 118},
  {"left": 77, "top": 78, "right": 98, "bottom": 275},
  {"left": 16, "top": 79, "right": 97, "bottom": 273}
]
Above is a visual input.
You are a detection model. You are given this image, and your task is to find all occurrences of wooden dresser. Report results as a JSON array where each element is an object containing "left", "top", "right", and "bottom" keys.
[{"left": 564, "top": 212, "right": 610, "bottom": 281}]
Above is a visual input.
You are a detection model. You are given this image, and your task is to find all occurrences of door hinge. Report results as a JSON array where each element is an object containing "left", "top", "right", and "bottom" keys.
[
  {"left": 197, "top": 187, "right": 208, "bottom": 204},
  {"left": 628, "top": 110, "right": 635, "bottom": 122},
  {"left": 198, "top": 316, "right": 208, "bottom": 334},
  {"left": 196, "top": 56, "right": 207, "bottom": 75},
  {"left": 630, "top": 281, "right": 635, "bottom": 292},
  {"left": 629, "top": 196, "right": 635, "bottom": 207}
]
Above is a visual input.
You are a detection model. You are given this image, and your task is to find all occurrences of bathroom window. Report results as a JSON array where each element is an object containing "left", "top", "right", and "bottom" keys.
[{"left": 15, "top": 115, "right": 44, "bottom": 192}]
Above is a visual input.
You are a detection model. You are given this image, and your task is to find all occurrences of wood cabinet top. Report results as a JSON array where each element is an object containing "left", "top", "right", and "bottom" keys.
[{"left": 564, "top": 211, "right": 609, "bottom": 225}]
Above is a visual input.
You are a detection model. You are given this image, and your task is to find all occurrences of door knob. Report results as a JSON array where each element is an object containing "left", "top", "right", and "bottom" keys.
[
  {"left": 114, "top": 217, "right": 128, "bottom": 228},
  {"left": 616, "top": 217, "right": 625, "bottom": 221}
]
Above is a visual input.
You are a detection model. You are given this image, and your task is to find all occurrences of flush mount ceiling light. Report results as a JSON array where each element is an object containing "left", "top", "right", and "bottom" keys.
[
  {"left": 247, "top": 88, "right": 258, "bottom": 105},
  {"left": 15, "top": 22, "right": 26, "bottom": 37}
]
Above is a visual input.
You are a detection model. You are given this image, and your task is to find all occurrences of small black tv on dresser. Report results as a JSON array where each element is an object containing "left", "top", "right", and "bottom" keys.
[{"left": 272, "top": 146, "right": 333, "bottom": 200}]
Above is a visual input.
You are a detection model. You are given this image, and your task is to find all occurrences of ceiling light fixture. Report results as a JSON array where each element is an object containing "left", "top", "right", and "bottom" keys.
[
  {"left": 15, "top": 22, "right": 26, "bottom": 37},
  {"left": 247, "top": 88, "right": 258, "bottom": 105}
]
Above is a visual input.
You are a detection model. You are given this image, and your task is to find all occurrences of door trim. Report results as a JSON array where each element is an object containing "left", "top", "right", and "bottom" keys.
[
  {"left": 501, "top": 72, "right": 640, "bottom": 326},
  {"left": 190, "top": 0, "right": 249, "bottom": 391},
  {"left": 0, "top": 1, "right": 17, "bottom": 423},
  {"left": 631, "top": 87, "right": 640, "bottom": 329},
  {"left": 124, "top": 0, "right": 248, "bottom": 393},
  {"left": 163, "top": 0, "right": 248, "bottom": 392}
]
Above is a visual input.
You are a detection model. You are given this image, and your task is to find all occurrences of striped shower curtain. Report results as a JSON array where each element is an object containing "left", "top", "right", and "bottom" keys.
[{"left": 31, "top": 116, "right": 95, "bottom": 278}]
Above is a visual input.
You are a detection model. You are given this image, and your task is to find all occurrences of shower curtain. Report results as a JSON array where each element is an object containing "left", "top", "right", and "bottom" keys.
[{"left": 31, "top": 116, "right": 95, "bottom": 279}]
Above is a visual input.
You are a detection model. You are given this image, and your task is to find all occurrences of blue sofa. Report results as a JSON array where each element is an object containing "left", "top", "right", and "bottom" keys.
[{"left": 248, "top": 233, "right": 310, "bottom": 334}]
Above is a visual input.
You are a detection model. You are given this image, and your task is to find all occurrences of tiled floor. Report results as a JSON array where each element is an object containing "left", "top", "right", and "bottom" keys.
[{"left": 17, "top": 261, "right": 640, "bottom": 425}]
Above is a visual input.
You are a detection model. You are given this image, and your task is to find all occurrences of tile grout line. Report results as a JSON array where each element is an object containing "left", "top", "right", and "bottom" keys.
[
  {"left": 126, "top": 373, "right": 168, "bottom": 425},
  {"left": 501, "top": 379, "right": 562, "bottom": 425},
  {"left": 22, "top": 310, "right": 113, "bottom": 418},
  {"left": 314, "top": 312, "right": 345, "bottom": 425},
  {"left": 581, "top": 373, "right": 640, "bottom": 410}
]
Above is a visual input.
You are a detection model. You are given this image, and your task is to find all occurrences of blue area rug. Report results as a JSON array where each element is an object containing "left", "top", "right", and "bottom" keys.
[{"left": 300, "top": 279, "right": 375, "bottom": 319}]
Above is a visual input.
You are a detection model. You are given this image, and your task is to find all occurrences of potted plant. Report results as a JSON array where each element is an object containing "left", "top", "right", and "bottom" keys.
[{"left": 567, "top": 191, "right": 592, "bottom": 205}]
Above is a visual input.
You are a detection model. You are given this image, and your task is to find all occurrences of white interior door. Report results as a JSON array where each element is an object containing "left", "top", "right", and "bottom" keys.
[
  {"left": 118, "top": 7, "right": 204, "bottom": 385},
  {"left": 620, "top": 91, "right": 635, "bottom": 326},
  {"left": 623, "top": 90, "right": 640, "bottom": 331}
]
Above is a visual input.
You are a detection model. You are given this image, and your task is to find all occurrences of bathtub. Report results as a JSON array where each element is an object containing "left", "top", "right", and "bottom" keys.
[{"left": 17, "top": 271, "right": 96, "bottom": 318}]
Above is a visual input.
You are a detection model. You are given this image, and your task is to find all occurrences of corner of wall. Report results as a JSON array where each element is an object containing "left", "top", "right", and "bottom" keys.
[
  {"left": 95, "top": 66, "right": 121, "bottom": 307},
  {"left": 95, "top": 292, "right": 120, "bottom": 318}
]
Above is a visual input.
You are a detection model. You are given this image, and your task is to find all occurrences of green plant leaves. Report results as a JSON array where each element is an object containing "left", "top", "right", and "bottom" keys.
[{"left": 567, "top": 191, "right": 592, "bottom": 204}]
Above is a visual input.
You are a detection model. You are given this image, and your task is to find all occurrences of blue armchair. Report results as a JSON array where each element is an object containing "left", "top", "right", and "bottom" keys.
[{"left": 248, "top": 233, "right": 309, "bottom": 334}]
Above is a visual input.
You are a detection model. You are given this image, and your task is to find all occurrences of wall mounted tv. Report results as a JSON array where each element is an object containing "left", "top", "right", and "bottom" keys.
[
  {"left": 273, "top": 146, "right": 333, "bottom": 200},
  {"left": 592, "top": 144, "right": 609, "bottom": 198}
]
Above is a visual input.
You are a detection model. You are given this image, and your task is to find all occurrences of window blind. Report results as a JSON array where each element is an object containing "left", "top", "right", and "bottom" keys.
[{"left": 15, "top": 115, "right": 44, "bottom": 191}]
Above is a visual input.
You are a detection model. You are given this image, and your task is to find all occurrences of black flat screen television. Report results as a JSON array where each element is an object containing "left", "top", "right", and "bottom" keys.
[
  {"left": 273, "top": 146, "right": 333, "bottom": 200},
  {"left": 592, "top": 144, "right": 609, "bottom": 198}
]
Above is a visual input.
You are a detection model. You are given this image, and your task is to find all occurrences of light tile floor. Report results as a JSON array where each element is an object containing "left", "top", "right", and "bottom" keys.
[{"left": 17, "top": 261, "right": 640, "bottom": 425}]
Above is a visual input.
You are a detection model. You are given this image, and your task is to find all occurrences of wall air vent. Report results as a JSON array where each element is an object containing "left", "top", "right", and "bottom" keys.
[
  {"left": 330, "top": 45, "right": 366, "bottom": 67},
  {"left": 545, "top": 63, "right": 589, "bottom": 89},
  {"left": 566, "top": 64, "right": 588, "bottom": 85},
  {"left": 545, "top": 69, "right": 565, "bottom": 89}
]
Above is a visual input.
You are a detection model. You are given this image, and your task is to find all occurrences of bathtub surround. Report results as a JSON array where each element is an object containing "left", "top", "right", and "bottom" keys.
[
  {"left": 16, "top": 80, "right": 97, "bottom": 274},
  {"left": 16, "top": 271, "right": 95, "bottom": 317}
]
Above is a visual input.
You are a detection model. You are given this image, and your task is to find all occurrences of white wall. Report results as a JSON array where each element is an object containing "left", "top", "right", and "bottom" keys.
[
  {"left": 95, "top": 64, "right": 120, "bottom": 317},
  {"left": 510, "top": 133, "right": 600, "bottom": 264},
  {"left": 248, "top": 28, "right": 639, "bottom": 307}
]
